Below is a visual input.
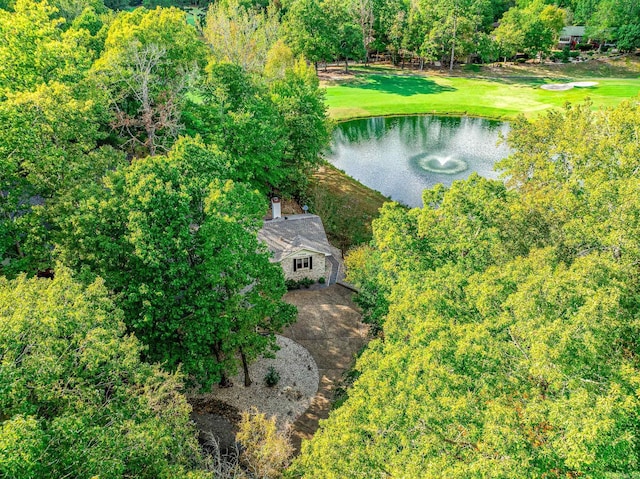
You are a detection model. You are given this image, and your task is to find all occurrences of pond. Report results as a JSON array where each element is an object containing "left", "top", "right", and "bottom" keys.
[{"left": 326, "top": 115, "right": 512, "bottom": 207}]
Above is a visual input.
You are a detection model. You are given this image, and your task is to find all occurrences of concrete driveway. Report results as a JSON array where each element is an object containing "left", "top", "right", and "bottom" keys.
[{"left": 281, "top": 284, "right": 369, "bottom": 452}]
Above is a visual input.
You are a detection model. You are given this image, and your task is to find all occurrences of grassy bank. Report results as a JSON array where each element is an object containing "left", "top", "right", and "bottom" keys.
[
  {"left": 324, "top": 59, "right": 640, "bottom": 120},
  {"left": 308, "top": 163, "right": 388, "bottom": 252}
]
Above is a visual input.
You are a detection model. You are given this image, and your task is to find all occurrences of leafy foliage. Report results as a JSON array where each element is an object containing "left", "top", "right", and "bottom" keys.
[
  {"left": 93, "top": 6, "right": 207, "bottom": 156},
  {"left": 0, "top": 0, "right": 94, "bottom": 96},
  {"left": 292, "top": 100, "right": 640, "bottom": 477},
  {"left": 494, "top": 0, "right": 565, "bottom": 61},
  {"left": 282, "top": 0, "right": 333, "bottom": 67},
  {"left": 56, "top": 138, "right": 297, "bottom": 389},
  {"left": 0, "top": 82, "right": 124, "bottom": 277},
  {"left": 0, "top": 269, "right": 209, "bottom": 478},
  {"left": 203, "top": 0, "right": 280, "bottom": 73},
  {"left": 185, "top": 60, "right": 328, "bottom": 196}
]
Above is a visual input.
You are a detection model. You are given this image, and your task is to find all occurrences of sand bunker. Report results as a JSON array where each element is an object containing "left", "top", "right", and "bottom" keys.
[
  {"left": 540, "top": 81, "right": 599, "bottom": 91},
  {"left": 540, "top": 83, "right": 574, "bottom": 91},
  {"left": 570, "top": 81, "right": 598, "bottom": 88}
]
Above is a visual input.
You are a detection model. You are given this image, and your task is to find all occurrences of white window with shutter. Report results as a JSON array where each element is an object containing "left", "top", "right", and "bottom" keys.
[{"left": 293, "top": 256, "right": 313, "bottom": 271}]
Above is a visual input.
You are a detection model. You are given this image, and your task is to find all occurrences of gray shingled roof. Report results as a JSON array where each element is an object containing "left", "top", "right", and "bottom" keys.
[
  {"left": 560, "top": 26, "right": 586, "bottom": 37},
  {"left": 258, "top": 214, "right": 333, "bottom": 262}
]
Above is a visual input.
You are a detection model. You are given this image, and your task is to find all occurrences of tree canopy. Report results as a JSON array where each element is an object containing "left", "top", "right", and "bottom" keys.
[
  {"left": 55, "top": 138, "right": 297, "bottom": 389},
  {"left": 292, "top": 99, "right": 640, "bottom": 477},
  {"left": 0, "top": 269, "right": 209, "bottom": 478}
]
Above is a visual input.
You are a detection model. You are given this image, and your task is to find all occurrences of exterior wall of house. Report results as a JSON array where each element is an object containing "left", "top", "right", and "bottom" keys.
[{"left": 280, "top": 252, "right": 326, "bottom": 281}]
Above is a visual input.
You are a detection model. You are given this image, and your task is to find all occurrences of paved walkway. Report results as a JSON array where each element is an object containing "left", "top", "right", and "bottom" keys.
[
  {"left": 326, "top": 255, "right": 340, "bottom": 285},
  {"left": 281, "top": 285, "right": 369, "bottom": 452}
]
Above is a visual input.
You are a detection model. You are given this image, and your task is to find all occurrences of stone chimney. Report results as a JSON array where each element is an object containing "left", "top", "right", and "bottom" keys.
[{"left": 271, "top": 197, "right": 281, "bottom": 219}]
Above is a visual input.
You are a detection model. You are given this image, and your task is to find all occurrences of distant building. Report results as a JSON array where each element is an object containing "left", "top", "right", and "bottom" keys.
[
  {"left": 258, "top": 198, "right": 334, "bottom": 282},
  {"left": 558, "top": 26, "right": 586, "bottom": 49}
]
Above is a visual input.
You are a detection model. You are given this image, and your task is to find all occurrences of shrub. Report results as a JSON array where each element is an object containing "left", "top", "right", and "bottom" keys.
[
  {"left": 285, "top": 278, "right": 315, "bottom": 290},
  {"left": 318, "top": 276, "right": 326, "bottom": 284},
  {"left": 264, "top": 367, "right": 280, "bottom": 387},
  {"left": 236, "top": 408, "right": 293, "bottom": 478}
]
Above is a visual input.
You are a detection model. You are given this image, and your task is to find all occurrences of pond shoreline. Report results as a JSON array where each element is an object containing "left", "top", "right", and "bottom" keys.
[{"left": 326, "top": 115, "right": 510, "bottom": 208}]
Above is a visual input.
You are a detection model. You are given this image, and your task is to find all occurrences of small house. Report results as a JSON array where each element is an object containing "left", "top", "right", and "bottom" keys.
[
  {"left": 558, "top": 26, "right": 586, "bottom": 49},
  {"left": 258, "top": 198, "right": 334, "bottom": 282}
]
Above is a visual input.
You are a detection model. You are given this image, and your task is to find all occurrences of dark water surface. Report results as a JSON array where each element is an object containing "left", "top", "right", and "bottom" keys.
[{"left": 327, "top": 115, "right": 511, "bottom": 207}]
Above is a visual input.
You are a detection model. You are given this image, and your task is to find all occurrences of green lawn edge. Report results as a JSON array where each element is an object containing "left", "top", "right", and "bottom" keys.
[
  {"left": 313, "top": 60, "right": 640, "bottom": 250},
  {"left": 323, "top": 61, "right": 640, "bottom": 121}
]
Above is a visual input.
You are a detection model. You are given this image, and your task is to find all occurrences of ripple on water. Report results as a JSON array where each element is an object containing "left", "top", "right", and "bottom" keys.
[
  {"left": 328, "top": 115, "right": 511, "bottom": 207},
  {"left": 413, "top": 153, "right": 469, "bottom": 175}
]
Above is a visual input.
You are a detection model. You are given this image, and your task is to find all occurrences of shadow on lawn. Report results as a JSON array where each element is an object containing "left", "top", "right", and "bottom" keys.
[{"left": 343, "top": 74, "right": 456, "bottom": 96}]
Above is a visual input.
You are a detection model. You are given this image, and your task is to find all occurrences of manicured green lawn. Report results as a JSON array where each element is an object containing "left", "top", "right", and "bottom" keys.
[{"left": 325, "top": 70, "right": 640, "bottom": 120}]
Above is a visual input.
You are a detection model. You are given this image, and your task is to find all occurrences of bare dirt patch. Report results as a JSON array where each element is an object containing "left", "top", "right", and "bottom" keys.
[
  {"left": 190, "top": 398, "right": 241, "bottom": 452},
  {"left": 317, "top": 68, "right": 357, "bottom": 82}
]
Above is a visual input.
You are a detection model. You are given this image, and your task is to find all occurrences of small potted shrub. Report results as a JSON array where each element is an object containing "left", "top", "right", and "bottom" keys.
[{"left": 264, "top": 366, "right": 280, "bottom": 387}]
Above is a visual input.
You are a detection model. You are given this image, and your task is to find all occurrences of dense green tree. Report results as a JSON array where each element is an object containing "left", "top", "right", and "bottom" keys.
[
  {"left": 349, "top": 0, "right": 375, "bottom": 63},
  {"left": 499, "top": 100, "right": 640, "bottom": 263},
  {"left": 186, "top": 58, "right": 329, "bottom": 197},
  {"left": 204, "top": 0, "right": 280, "bottom": 73},
  {"left": 93, "top": 7, "right": 207, "bottom": 156},
  {"left": 48, "top": 0, "right": 106, "bottom": 22},
  {"left": 0, "top": 269, "right": 210, "bottom": 478},
  {"left": 292, "top": 100, "right": 640, "bottom": 477},
  {"left": 403, "top": 4, "right": 431, "bottom": 66},
  {"left": 282, "top": 0, "right": 333, "bottom": 70},
  {"left": 0, "top": 0, "right": 93, "bottom": 96},
  {"left": 494, "top": 0, "right": 565, "bottom": 61},
  {"left": 435, "top": 0, "right": 479, "bottom": 69},
  {"left": 323, "top": 0, "right": 366, "bottom": 71},
  {"left": 56, "top": 138, "right": 296, "bottom": 388},
  {"left": 493, "top": 7, "right": 525, "bottom": 61},
  {"left": 186, "top": 63, "right": 288, "bottom": 193},
  {"left": 268, "top": 59, "right": 330, "bottom": 194},
  {"left": 588, "top": 0, "right": 640, "bottom": 51},
  {"left": 294, "top": 250, "right": 640, "bottom": 477},
  {"left": 370, "top": 0, "right": 406, "bottom": 62},
  {"left": 0, "top": 82, "right": 124, "bottom": 277},
  {"left": 403, "top": 0, "right": 496, "bottom": 69},
  {"left": 264, "top": 39, "right": 296, "bottom": 80},
  {"left": 69, "top": 5, "right": 111, "bottom": 55}
]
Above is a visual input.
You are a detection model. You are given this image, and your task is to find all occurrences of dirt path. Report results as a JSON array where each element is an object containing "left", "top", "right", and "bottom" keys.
[{"left": 281, "top": 284, "right": 369, "bottom": 452}]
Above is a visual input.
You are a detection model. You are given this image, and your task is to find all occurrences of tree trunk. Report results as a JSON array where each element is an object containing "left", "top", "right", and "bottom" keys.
[
  {"left": 449, "top": 14, "right": 457, "bottom": 71},
  {"left": 213, "top": 343, "right": 233, "bottom": 388},
  {"left": 240, "top": 348, "right": 252, "bottom": 387},
  {"left": 314, "top": 61, "right": 318, "bottom": 73},
  {"left": 14, "top": 239, "right": 24, "bottom": 258},
  {"left": 344, "top": 58, "right": 349, "bottom": 72}
]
